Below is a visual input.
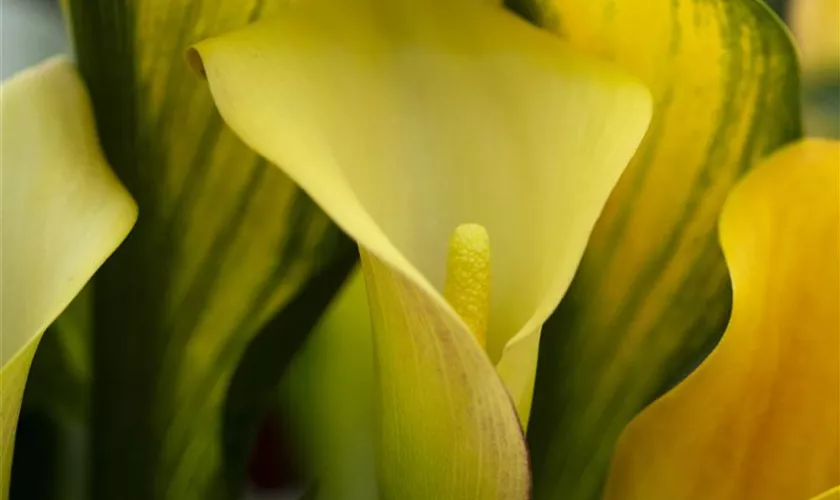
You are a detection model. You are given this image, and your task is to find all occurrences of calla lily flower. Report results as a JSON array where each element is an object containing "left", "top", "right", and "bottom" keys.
[
  {"left": 189, "top": 0, "right": 651, "bottom": 495},
  {"left": 2, "top": 0, "right": 836, "bottom": 499},
  {"left": 0, "top": 58, "right": 137, "bottom": 496},
  {"left": 604, "top": 140, "right": 840, "bottom": 500}
]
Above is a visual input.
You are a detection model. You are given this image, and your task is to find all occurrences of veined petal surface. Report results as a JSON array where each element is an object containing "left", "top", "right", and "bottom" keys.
[
  {"left": 604, "top": 140, "right": 840, "bottom": 500},
  {"left": 0, "top": 58, "right": 137, "bottom": 498},
  {"left": 361, "top": 249, "right": 531, "bottom": 499}
]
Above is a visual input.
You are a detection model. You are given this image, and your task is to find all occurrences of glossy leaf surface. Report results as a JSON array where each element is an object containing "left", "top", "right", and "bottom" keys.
[{"left": 65, "top": 1, "right": 354, "bottom": 498}]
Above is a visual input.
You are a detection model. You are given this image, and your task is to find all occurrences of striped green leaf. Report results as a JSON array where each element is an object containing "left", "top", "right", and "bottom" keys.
[
  {"left": 65, "top": 1, "right": 355, "bottom": 499},
  {"left": 511, "top": 1, "right": 804, "bottom": 499}
]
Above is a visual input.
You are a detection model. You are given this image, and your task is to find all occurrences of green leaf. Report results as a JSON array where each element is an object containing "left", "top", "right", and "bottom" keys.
[
  {"left": 279, "top": 269, "right": 378, "bottom": 500},
  {"left": 514, "top": 1, "right": 804, "bottom": 498},
  {"left": 222, "top": 239, "right": 357, "bottom": 492},
  {"left": 0, "top": 58, "right": 137, "bottom": 500},
  {"left": 12, "top": 314, "right": 91, "bottom": 500},
  {"left": 64, "top": 1, "right": 355, "bottom": 498},
  {"left": 21, "top": 285, "right": 93, "bottom": 428}
]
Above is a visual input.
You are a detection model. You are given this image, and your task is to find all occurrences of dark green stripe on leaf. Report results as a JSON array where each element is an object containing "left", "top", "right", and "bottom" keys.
[
  {"left": 66, "top": 1, "right": 356, "bottom": 499},
  {"left": 519, "top": 1, "right": 802, "bottom": 499}
]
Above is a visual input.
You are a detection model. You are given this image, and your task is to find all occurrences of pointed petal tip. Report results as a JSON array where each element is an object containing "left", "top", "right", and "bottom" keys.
[{"left": 1, "top": 57, "right": 138, "bottom": 366}]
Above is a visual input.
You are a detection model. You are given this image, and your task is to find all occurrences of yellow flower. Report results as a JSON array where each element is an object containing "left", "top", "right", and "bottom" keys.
[
  {"left": 2, "top": 0, "right": 835, "bottom": 499},
  {"left": 191, "top": 0, "right": 839, "bottom": 498},
  {"left": 0, "top": 58, "right": 136, "bottom": 495},
  {"left": 604, "top": 140, "right": 840, "bottom": 500},
  {"left": 190, "top": 0, "right": 651, "bottom": 496}
]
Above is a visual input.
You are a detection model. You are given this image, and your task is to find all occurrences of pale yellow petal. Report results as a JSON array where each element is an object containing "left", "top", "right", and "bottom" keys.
[
  {"left": 361, "top": 248, "right": 531, "bottom": 498},
  {"left": 0, "top": 58, "right": 137, "bottom": 497},
  {"left": 603, "top": 140, "right": 840, "bottom": 500},
  {"left": 191, "top": 0, "right": 652, "bottom": 418}
]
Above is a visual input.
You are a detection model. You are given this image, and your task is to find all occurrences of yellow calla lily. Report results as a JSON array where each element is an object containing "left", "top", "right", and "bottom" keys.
[
  {"left": 190, "top": 0, "right": 651, "bottom": 496},
  {"left": 2, "top": 0, "right": 832, "bottom": 497},
  {"left": 603, "top": 140, "right": 840, "bottom": 500},
  {"left": 190, "top": 0, "right": 650, "bottom": 417},
  {"left": 0, "top": 58, "right": 137, "bottom": 497}
]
